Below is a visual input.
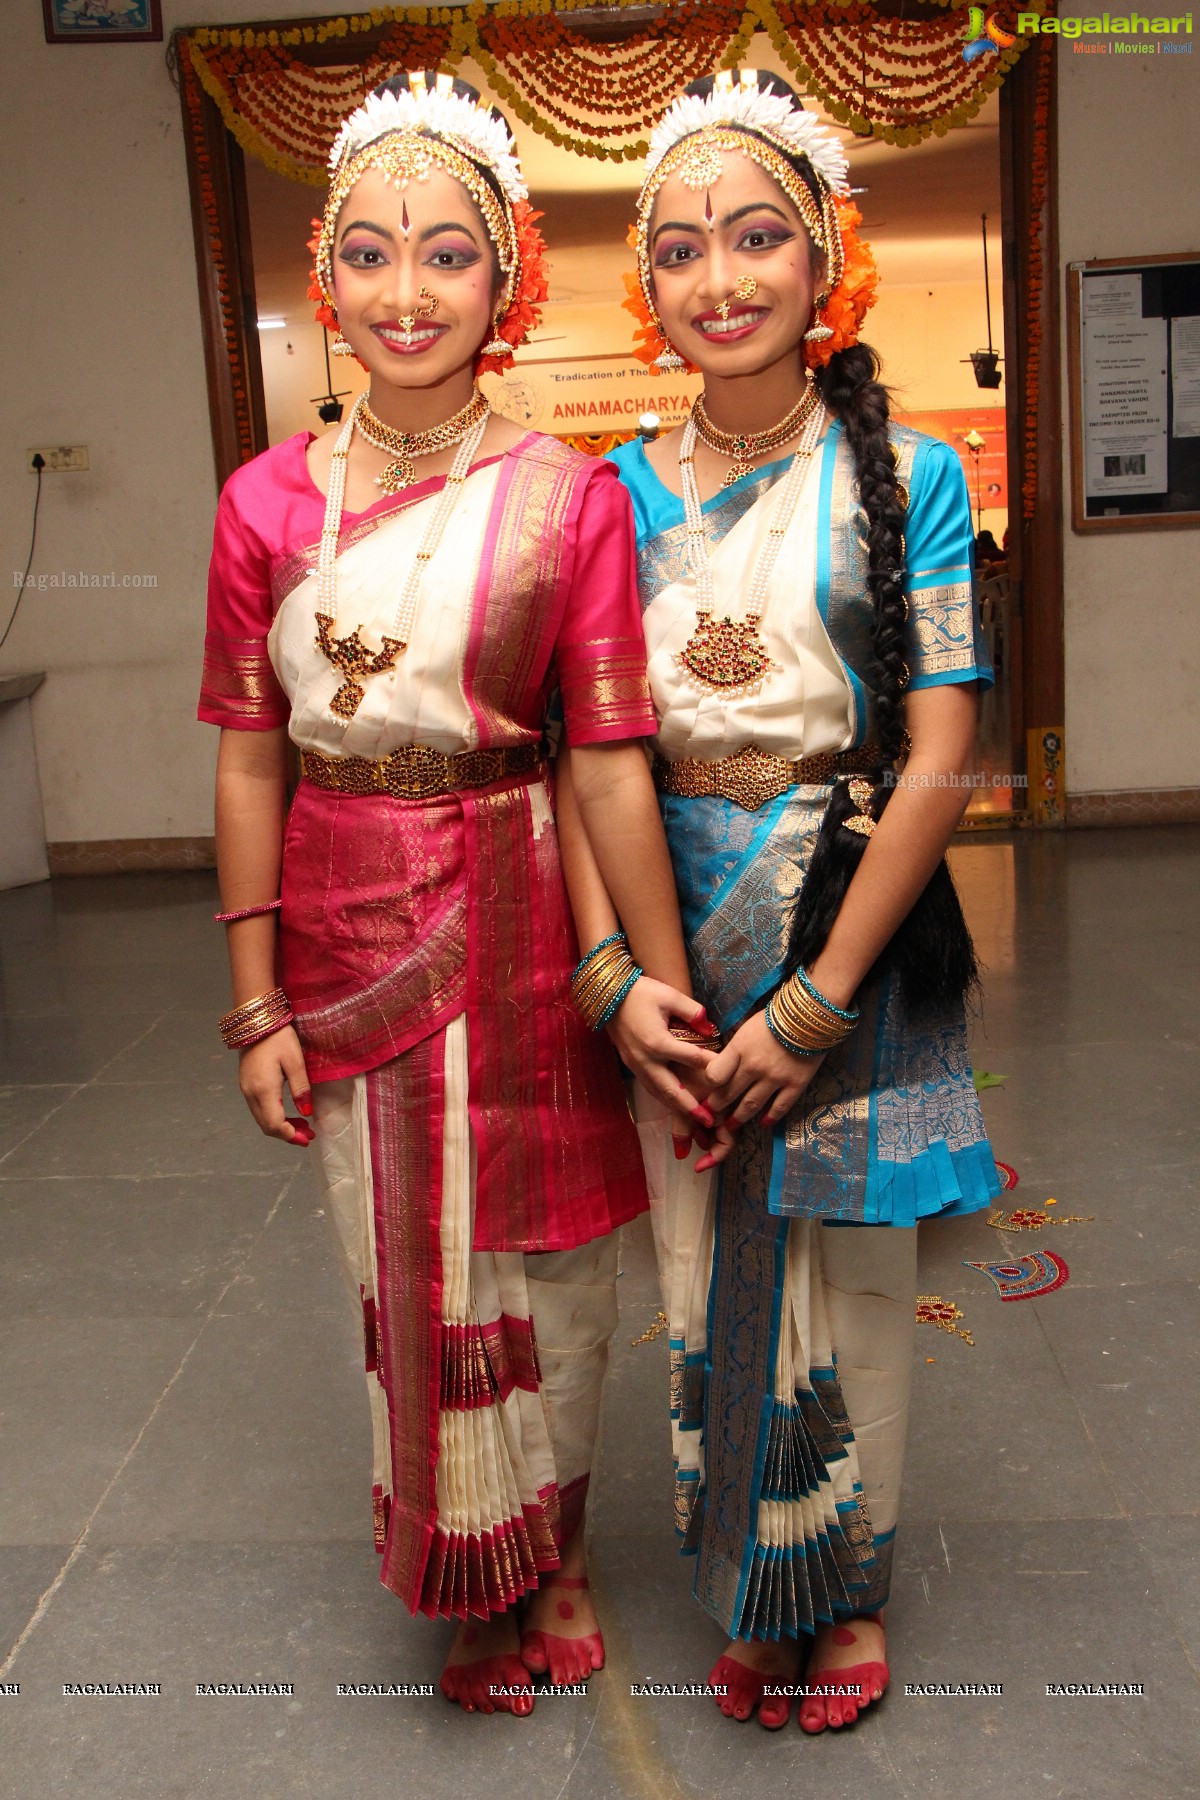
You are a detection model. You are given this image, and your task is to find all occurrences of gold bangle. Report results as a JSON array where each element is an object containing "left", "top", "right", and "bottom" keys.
[{"left": 219, "top": 987, "right": 293, "bottom": 1050}]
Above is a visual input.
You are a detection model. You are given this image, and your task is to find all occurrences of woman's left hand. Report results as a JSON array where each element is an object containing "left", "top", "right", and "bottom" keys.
[
  {"left": 694, "top": 1011, "right": 825, "bottom": 1168},
  {"left": 604, "top": 975, "right": 721, "bottom": 1131}
]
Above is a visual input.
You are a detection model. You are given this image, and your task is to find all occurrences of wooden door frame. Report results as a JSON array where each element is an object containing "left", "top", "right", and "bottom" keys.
[{"left": 1000, "top": 36, "right": 1065, "bottom": 825}]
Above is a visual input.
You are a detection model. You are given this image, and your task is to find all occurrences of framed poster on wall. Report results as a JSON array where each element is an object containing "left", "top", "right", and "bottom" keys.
[
  {"left": 42, "top": 0, "right": 162, "bottom": 44},
  {"left": 1067, "top": 252, "right": 1200, "bottom": 531}
]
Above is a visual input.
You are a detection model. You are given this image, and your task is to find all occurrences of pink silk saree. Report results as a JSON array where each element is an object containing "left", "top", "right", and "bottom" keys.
[{"left": 201, "top": 431, "right": 653, "bottom": 1613}]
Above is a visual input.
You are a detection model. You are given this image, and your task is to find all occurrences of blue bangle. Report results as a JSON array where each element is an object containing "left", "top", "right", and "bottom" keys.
[
  {"left": 572, "top": 932, "right": 627, "bottom": 983},
  {"left": 794, "top": 964, "right": 859, "bottom": 1023},
  {"left": 597, "top": 966, "right": 643, "bottom": 1028},
  {"left": 764, "top": 997, "right": 825, "bottom": 1058}
]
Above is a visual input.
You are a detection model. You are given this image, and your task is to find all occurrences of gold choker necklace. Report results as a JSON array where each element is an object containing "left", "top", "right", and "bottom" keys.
[
  {"left": 357, "top": 388, "right": 490, "bottom": 495},
  {"left": 692, "top": 381, "right": 821, "bottom": 488}
]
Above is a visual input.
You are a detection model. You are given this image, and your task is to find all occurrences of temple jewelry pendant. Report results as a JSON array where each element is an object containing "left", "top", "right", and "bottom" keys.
[
  {"left": 376, "top": 454, "right": 417, "bottom": 494},
  {"left": 316, "top": 616, "right": 406, "bottom": 718},
  {"left": 676, "top": 614, "right": 777, "bottom": 694},
  {"left": 722, "top": 444, "right": 754, "bottom": 488}
]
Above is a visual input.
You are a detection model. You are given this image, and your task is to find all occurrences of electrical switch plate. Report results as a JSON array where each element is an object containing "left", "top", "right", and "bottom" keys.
[{"left": 28, "top": 446, "right": 89, "bottom": 473}]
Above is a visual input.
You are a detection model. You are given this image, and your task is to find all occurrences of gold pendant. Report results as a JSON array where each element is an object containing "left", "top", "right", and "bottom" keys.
[
  {"left": 677, "top": 615, "right": 776, "bottom": 694},
  {"left": 376, "top": 455, "right": 416, "bottom": 495},
  {"left": 316, "top": 617, "right": 406, "bottom": 719},
  {"left": 722, "top": 456, "right": 753, "bottom": 489}
]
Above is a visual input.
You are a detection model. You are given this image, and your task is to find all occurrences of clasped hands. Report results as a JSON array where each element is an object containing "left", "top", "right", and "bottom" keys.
[{"left": 605, "top": 975, "right": 826, "bottom": 1172}]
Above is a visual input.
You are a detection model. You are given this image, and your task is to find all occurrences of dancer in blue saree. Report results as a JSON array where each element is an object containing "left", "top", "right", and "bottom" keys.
[{"left": 558, "top": 69, "right": 999, "bottom": 1734}]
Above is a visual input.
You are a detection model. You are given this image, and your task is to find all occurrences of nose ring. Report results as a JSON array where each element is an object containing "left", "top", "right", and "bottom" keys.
[
  {"left": 715, "top": 275, "right": 758, "bottom": 321},
  {"left": 399, "top": 288, "right": 439, "bottom": 344}
]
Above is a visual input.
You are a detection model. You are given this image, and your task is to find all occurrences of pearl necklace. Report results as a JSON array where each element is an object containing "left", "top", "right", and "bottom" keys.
[
  {"left": 676, "top": 393, "right": 826, "bottom": 696},
  {"left": 314, "top": 392, "right": 491, "bottom": 720},
  {"left": 692, "top": 379, "right": 822, "bottom": 487},
  {"left": 356, "top": 387, "right": 490, "bottom": 495}
]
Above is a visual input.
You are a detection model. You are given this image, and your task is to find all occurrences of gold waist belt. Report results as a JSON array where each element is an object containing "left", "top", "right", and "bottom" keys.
[
  {"left": 652, "top": 742, "right": 881, "bottom": 811},
  {"left": 300, "top": 740, "right": 541, "bottom": 800}
]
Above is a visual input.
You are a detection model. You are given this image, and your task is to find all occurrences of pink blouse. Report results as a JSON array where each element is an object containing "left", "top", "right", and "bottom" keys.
[{"left": 198, "top": 430, "right": 656, "bottom": 750}]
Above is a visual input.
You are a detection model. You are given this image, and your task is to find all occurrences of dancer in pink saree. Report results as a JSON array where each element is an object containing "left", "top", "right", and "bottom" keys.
[{"left": 199, "top": 72, "right": 712, "bottom": 1715}]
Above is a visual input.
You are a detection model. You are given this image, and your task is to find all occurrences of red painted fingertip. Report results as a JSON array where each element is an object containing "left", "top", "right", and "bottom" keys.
[
  {"left": 759, "top": 1111, "right": 774, "bottom": 1128},
  {"left": 294, "top": 1091, "right": 314, "bottom": 1117},
  {"left": 672, "top": 1135, "right": 692, "bottom": 1160},
  {"left": 693, "top": 1153, "right": 716, "bottom": 1173},
  {"left": 288, "top": 1120, "right": 314, "bottom": 1146},
  {"left": 692, "top": 1103, "right": 716, "bottom": 1129}
]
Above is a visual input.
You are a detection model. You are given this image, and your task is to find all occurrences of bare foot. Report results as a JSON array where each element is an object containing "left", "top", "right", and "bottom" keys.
[
  {"left": 520, "top": 1530, "right": 604, "bottom": 1687},
  {"left": 710, "top": 1637, "right": 804, "bottom": 1729},
  {"left": 440, "top": 1612, "right": 534, "bottom": 1716},
  {"left": 798, "top": 1611, "right": 889, "bottom": 1733}
]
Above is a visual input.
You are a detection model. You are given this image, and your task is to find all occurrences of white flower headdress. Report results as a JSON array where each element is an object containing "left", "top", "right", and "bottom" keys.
[
  {"left": 328, "top": 72, "right": 527, "bottom": 202},
  {"left": 645, "top": 68, "right": 849, "bottom": 198}
]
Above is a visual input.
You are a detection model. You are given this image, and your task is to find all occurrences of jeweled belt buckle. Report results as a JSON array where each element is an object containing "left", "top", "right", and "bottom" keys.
[
  {"left": 380, "top": 744, "right": 447, "bottom": 799},
  {"left": 711, "top": 744, "right": 793, "bottom": 809}
]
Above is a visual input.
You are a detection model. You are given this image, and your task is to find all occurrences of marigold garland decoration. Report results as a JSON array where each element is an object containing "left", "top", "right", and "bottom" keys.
[{"left": 184, "top": 1, "right": 1049, "bottom": 159}]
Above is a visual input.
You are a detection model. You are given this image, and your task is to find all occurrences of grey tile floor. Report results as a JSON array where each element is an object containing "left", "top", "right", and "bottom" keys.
[{"left": 1, "top": 830, "right": 1198, "bottom": 1798}]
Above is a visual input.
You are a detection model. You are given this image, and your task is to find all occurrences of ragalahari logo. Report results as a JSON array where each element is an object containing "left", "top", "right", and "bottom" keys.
[{"left": 963, "top": 5, "right": 1018, "bottom": 60}]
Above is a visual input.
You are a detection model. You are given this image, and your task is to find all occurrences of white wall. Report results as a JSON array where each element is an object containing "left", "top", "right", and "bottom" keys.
[
  {"left": 0, "top": 0, "right": 341, "bottom": 846},
  {"left": 1056, "top": 15, "right": 1200, "bottom": 795}
]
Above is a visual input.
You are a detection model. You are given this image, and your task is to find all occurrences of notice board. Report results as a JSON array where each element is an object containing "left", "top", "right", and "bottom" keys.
[{"left": 1067, "top": 253, "right": 1200, "bottom": 531}]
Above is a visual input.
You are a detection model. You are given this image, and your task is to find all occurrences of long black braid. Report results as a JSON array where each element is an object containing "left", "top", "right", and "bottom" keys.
[{"left": 679, "top": 72, "right": 978, "bottom": 1015}]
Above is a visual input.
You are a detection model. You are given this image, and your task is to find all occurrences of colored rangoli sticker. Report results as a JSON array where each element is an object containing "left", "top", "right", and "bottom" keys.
[
  {"left": 995, "top": 1161, "right": 1019, "bottom": 1190},
  {"left": 963, "top": 1250, "right": 1069, "bottom": 1301},
  {"left": 916, "top": 1295, "right": 974, "bottom": 1346}
]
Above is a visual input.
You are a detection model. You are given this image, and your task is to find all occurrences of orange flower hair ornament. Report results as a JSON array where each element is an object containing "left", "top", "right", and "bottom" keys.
[
  {"left": 624, "top": 70, "right": 879, "bottom": 373},
  {"left": 804, "top": 198, "right": 878, "bottom": 370},
  {"left": 308, "top": 72, "right": 548, "bottom": 376}
]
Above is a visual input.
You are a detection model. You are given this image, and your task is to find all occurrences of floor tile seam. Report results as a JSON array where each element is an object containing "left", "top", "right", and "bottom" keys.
[
  {"left": 0, "top": 1085, "right": 87, "bottom": 1171},
  {"left": 0, "top": 1167, "right": 301, "bottom": 1181},
  {"left": 84, "top": 1010, "right": 191, "bottom": 1084},
  {"left": 0, "top": 1171, "right": 292, "bottom": 1187},
  {"left": 0, "top": 1084, "right": 86, "bottom": 1094},
  {"left": 1025, "top": 1302, "right": 1129, "bottom": 1521},
  {"left": 0, "top": 1167, "right": 300, "bottom": 1682}
]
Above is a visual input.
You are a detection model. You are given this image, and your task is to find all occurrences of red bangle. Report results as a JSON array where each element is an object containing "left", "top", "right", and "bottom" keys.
[{"left": 214, "top": 899, "right": 282, "bottom": 923}]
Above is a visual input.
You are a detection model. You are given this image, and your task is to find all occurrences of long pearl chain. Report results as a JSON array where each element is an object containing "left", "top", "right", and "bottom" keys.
[{"left": 316, "top": 391, "right": 490, "bottom": 654}]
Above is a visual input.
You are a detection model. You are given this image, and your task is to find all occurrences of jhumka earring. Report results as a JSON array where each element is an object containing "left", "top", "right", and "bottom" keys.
[
  {"left": 330, "top": 322, "right": 354, "bottom": 357},
  {"left": 481, "top": 310, "right": 511, "bottom": 357},
  {"left": 804, "top": 292, "right": 834, "bottom": 345},
  {"left": 652, "top": 344, "right": 687, "bottom": 372}
]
